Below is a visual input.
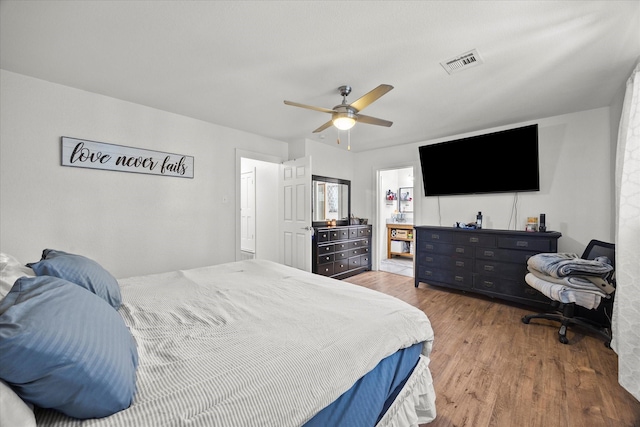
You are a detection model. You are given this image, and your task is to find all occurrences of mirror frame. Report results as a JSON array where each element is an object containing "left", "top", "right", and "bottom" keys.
[{"left": 312, "top": 175, "right": 351, "bottom": 227}]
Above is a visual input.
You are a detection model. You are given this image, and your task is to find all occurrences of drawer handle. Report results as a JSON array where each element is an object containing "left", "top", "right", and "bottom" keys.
[
  {"left": 516, "top": 241, "right": 529, "bottom": 247},
  {"left": 425, "top": 257, "right": 433, "bottom": 262},
  {"left": 455, "top": 261, "right": 464, "bottom": 267},
  {"left": 340, "top": 253, "right": 346, "bottom": 258},
  {"left": 431, "top": 234, "right": 440, "bottom": 239},
  {"left": 425, "top": 244, "right": 434, "bottom": 250},
  {"left": 324, "top": 256, "right": 330, "bottom": 261},
  {"left": 425, "top": 271, "right": 432, "bottom": 276},
  {"left": 454, "top": 276, "right": 464, "bottom": 282},
  {"left": 455, "top": 247, "right": 465, "bottom": 253},
  {"left": 484, "top": 250, "right": 494, "bottom": 257},
  {"left": 353, "top": 242, "right": 359, "bottom": 246},
  {"left": 469, "top": 237, "right": 479, "bottom": 243},
  {"left": 483, "top": 280, "right": 494, "bottom": 288},
  {"left": 484, "top": 265, "right": 495, "bottom": 271}
]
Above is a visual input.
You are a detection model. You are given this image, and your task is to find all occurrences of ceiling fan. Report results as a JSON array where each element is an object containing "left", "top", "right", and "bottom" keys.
[{"left": 284, "top": 84, "right": 394, "bottom": 133}]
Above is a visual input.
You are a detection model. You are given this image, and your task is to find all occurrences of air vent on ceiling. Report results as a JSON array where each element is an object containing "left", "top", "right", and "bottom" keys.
[{"left": 440, "top": 49, "right": 484, "bottom": 75}]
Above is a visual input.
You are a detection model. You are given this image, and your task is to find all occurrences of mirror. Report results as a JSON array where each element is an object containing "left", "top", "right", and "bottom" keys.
[{"left": 312, "top": 175, "right": 351, "bottom": 226}]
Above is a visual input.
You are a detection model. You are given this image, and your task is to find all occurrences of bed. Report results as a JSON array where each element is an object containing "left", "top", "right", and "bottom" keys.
[{"left": 0, "top": 251, "right": 436, "bottom": 426}]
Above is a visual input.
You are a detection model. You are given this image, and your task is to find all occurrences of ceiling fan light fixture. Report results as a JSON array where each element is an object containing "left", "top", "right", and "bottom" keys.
[{"left": 332, "top": 111, "right": 356, "bottom": 130}]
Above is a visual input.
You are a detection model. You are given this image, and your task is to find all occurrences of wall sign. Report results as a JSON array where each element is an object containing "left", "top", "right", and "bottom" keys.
[{"left": 61, "top": 137, "right": 194, "bottom": 178}]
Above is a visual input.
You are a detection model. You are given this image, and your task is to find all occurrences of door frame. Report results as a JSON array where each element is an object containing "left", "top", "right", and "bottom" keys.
[{"left": 374, "top": 164, "right": 418, "bottom": 272}]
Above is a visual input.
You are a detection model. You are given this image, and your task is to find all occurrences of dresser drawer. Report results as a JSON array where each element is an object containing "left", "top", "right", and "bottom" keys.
[
  {"left": 350, "top": 238, "right": 369, "bottom": 249},
  {"left": 419, "top": 229, "right": 454, "bottom": 243},
  {"left": 316, "top": 230, "right": 331, "bottom": 243},
  {"left": 318, "top": 253, "right": 335, "bottom": 264},
  {"left": 330, "top": 229, "right": 349, "bottom": 241},
  {"left": 333, "top": 242, "right": 349, "bottom": 251},
  {"left": 454, "top": 233, "right": 496, "bottom": 247},
  {"left": 334, "top": 250, "right": 349, "bottom": 261},
  {"left": 475, "top": 260, "right": 527, "bottom": 278},
  {"left": 417, "top": 241, "right": 473, "bottom": 258},
  {"left": 497, "top": 236, "right": 554, "bottom": 252},
  {"left": 318, "top": 244, "right": 334, "bottom": 255},
  {"left": 354, "top": 227, "right": 372, "bottom": 237},
  {"left": 415, "top": 252, "right": 473, "bottom": 271},
  {"left": 334, "top": 260, "right": 350, "bottom": 274},
  {"left": 359, "top": 253, "right": 371, "bottom": 267},
  {"left": 474, "top": 275, "right": 552, "bottom": 304},
  {"left": 476, "top": 247, "right": 538, "bottom": 264},
  {"left": 317, "top": 262, "right": 335, "bottom": 277},
  {"left": 349, "top": 256, "right": 362, "bottom": 268},
  {"left": 350, "top": 247, "right": 365, "bottom": 257},
  {"left": 417, "top": 266, "right": 472, "bottom": 289}
]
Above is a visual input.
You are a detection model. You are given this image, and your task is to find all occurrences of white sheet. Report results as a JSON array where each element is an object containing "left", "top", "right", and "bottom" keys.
[{"left": 36, "top": 259, "right": 435, "bottom": 426}]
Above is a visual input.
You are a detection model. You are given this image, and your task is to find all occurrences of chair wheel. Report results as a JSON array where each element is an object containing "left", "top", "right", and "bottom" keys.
[
  {"left": 559, "top": 335, "right": 569, "bottom": 344},
  {"left": 521, "top": 316, "right": 530, "bottom": 324}
]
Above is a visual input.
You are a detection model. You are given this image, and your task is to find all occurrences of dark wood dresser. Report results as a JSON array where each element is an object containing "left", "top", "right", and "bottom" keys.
[
  {"left": 414, "top": 225, "right": 562, "bottom": 308},
  {"left": 313, "top": 225, "right": 372, "bottom": 280}
]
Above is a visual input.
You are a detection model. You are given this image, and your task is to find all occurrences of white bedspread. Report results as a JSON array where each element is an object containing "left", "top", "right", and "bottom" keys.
[{"left": 36, "top": 259, "right": 435, "bottom": 426}]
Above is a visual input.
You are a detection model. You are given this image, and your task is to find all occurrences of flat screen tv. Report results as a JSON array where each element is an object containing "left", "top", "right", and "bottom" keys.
[{"left": 419, "top": 124, "right": 539, "bottom": 196}]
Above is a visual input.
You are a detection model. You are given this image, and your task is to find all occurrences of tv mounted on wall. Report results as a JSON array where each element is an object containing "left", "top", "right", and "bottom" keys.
[{"left": 419, "top": 124, "right": 539, "bottom": 196}]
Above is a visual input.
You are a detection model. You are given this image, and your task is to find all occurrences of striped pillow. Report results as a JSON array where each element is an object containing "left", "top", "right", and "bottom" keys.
[{"left": 0, "top": 276, "right": 138, "bottom": 419}]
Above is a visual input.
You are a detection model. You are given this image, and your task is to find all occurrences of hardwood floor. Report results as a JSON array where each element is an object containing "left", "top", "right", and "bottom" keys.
[{"left": 344, "top": 271, "right": 640, "bottom": 427}]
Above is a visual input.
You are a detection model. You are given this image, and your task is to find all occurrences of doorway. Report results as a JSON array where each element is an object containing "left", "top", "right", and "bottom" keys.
[
  {"left": 377, "top": 166, "right": 415, "bottom": 277},
  {"left": 237, "top": 153, "right": 280, "bottom": 263}
]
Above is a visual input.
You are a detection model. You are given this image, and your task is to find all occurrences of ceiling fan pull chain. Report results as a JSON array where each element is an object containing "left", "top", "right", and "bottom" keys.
[{"left": 347, "top": 129, "right": 351, "bottom": 151}]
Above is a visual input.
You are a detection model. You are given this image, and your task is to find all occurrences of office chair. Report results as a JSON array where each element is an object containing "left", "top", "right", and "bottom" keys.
[{"left": 521, "top": 239, "right": 615, "bottom": 347}]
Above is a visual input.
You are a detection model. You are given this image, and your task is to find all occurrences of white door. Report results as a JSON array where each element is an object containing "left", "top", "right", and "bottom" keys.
[
  {"left": 279, "top": 157, "right": 312, "bottom": 271},
  {"left": 240, "top": 169, "right": 256, "bottom": 253}
]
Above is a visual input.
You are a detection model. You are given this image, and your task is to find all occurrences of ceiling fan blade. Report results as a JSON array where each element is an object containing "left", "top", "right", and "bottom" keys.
[
  {"left": 356, "top": 114, "right": 393, "bottom": 127},
  {"left": 349, "top": 84, "right": 394, "bottom": 112},
  {"left": 313, "top": 120, "right": 334, "bottom": 133},
  {"left": 284, "top": 100, "right": 335, "bottom": 114}
]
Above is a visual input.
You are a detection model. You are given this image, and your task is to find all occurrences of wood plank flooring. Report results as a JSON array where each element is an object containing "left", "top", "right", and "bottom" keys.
[{"left": 344, "top": 271, "right": 640, "bottom": 427}]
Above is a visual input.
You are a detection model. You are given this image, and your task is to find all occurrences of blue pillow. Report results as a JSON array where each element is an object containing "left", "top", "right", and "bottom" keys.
[
  {"left": 0, "top": 276, "right": 138, "bottom": 419},
  {"left": 28, "top": 249, "right": 121, "bottom": 309}
]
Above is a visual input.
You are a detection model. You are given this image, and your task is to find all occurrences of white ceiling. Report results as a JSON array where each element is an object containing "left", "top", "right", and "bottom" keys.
[{"left": 1, "top": 1, "right": 638, "bottom": 152}]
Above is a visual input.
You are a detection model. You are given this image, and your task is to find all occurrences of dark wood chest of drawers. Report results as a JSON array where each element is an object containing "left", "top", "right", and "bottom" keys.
[
  {"left": 313, "top": 225, "right": 372, "bottom": 280},
  {"left": 414, "top": 226, "right": 562, "bottom": 308}
]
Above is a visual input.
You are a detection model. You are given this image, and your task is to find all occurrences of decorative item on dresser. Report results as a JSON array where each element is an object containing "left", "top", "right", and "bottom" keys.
[
  {"left": 414, "top": 225, "right": 562, "bottom": 308},
  {"left": 313, "top": 225, "right": 372, "bottom": 279}
]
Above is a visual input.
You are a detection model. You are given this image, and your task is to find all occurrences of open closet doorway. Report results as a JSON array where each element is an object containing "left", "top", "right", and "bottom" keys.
[{"left": 377, "top": 166, "right": 415, "bottom": 277}]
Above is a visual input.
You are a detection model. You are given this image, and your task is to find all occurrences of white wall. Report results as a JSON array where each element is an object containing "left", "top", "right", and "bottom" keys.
[
  {"left": 353, "top": 108, "right": 615, "bottom": 256},
  {"left": 0, "top": 69, "right": 619, "bottom": 277},
  {"left": 0, "top": 70, "right": 288, "bottom": 278}
]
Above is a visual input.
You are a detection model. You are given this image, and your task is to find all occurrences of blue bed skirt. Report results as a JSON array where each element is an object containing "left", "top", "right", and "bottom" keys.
[{"left": 303, "top": 342, "right": 423, "bottom": 427}]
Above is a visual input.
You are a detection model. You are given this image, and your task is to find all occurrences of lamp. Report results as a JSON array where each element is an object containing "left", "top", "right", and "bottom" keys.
[{"left": 332, "top": 111, "right": 356, "bottom": 130}]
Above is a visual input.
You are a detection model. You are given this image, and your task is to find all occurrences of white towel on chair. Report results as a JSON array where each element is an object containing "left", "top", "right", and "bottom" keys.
[
  {"left": 525, "top": 273, "right": 602, "bottom": 310},
  {"left": 527, "top": 267, "right": 609, "bottom": 296}
]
